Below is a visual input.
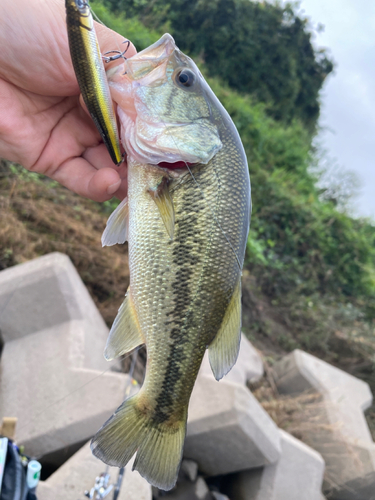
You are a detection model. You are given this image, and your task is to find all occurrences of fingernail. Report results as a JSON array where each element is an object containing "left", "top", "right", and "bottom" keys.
[{"left": 107, "top": 180, "right": 121, "bottom": 195}]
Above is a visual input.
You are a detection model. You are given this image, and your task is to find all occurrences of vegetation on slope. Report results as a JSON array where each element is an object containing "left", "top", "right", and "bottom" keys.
[{"left": 101, "top": 0, "right": 333, "bottom": 131}]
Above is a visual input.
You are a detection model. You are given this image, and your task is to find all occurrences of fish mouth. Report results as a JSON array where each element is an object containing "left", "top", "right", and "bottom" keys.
[
  {"left": 125, "top": 34, "right": 176, "bottom": 82},
  {"left": 157, "top": 161, "right": 193, "bottom": 170}
]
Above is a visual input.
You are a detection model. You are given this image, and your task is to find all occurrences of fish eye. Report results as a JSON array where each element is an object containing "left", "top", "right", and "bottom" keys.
[{"left": 175, "top": 69, "right": 196, "bottom": 88}]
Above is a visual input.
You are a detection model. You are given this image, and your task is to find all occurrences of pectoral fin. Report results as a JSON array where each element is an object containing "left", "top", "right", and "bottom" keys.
[
  {"left": 104, "top": 288, "right": 145, "bottom": 360},
  {"left": 101, "top": 197, "right": 129, "bottom": 247},
  {"left": 209, "top": 280, "right": 242, "bottom": 381},
  {"left": 148, "top": 180, "right": 175, "bottom": 240}
]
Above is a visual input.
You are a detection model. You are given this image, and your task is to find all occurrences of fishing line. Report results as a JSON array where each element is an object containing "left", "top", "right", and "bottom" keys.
[
  {"left": 89, "top": 3, "right": 106, "bottom": 27},
  {"left": 0, "top": 175, "right": 136, "bottom": 439},
  {"left": 2, "top": 21, "right": 241, "bottom": 459},
  {"left": 110, "top": 348, "right": 140, "bottom": 499},
  {"left": 0, "top": 1, "right": 139, "bottom": 457},
  {"left": 89, "top": 6, "right": 241, "bottom": 274},
  {"left": 90, "top": 2, "right": 129, "bottom": 62},
  {"left": 147, "top": 98, "right": 242, "bottom": 270}
]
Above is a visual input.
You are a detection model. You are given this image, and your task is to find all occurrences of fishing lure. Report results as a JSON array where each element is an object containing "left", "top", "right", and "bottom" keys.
[{"left": 65, "top": 0, "right": 123, "bottom": 166}]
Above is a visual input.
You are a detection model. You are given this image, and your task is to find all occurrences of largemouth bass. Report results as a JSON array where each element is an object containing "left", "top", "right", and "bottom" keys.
[
  {"left": 65, "top": 0, "right": 122, "bottom": 165},
  {"left": 91, "top": 34, "right": 251, "bottom": 490}
]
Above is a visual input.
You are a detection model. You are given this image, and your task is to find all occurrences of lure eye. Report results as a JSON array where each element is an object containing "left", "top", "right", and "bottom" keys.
[
  {"left": 75, "top": 0, "right": 87, "bottom": 9},
  {"left": 175, "top": 69, "right": 196, "bottom": 88}
]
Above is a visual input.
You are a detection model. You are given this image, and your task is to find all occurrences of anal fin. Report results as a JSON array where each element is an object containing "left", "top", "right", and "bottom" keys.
[
  {"left": 209, "top": 279, "right": 242, "bottom": 380},
  {"left": 104, "top": 288, "right": 145, "bottom": 360},
  {"left": 102, "top": 197, "right": 129, "bottom": 247}
]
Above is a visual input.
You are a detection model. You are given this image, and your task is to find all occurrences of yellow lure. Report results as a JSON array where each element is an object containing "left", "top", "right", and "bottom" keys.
[{"left": 65, "top": 0, "right": 122, "bottom": 166}]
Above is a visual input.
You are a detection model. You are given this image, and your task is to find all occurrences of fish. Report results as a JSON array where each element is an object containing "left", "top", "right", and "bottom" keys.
[
  {"left": 65, "top": 0, "right": 122, "bottom": 165},
  {"left": 91, "top": 33, "right": 251, "bottom": 490}
]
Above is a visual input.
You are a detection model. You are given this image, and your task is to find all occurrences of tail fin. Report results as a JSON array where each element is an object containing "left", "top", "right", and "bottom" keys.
[{"left": 91, "top": 394, "right": 186, "bottom": 491}]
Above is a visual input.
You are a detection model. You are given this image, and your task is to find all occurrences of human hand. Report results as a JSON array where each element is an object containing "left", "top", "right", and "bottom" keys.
[{"left": 0, "top": 0, "right": 136, "bottom": 201}]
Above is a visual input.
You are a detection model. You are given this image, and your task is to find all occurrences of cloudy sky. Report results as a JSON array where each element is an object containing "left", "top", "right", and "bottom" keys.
[{"left": 297, "top": 0, "right": 375, "bottom": 221}]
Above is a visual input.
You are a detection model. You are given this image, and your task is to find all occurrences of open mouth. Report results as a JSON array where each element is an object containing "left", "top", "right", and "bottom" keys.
[{"left": 157, "top": 161, "right": 193, "bottom": 170}]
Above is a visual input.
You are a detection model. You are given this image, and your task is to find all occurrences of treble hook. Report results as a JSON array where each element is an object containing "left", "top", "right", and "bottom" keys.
[{"left": 102, "top": 40, "right": 130, "bottom": 63}]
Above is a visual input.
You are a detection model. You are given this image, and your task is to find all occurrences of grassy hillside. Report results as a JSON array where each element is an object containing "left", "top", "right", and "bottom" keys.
[{"left": 101, "top": 0, "right": 334, "bottom": 131}]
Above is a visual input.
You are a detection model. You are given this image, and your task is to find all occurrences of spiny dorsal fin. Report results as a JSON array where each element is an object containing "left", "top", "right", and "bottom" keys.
[
  {"left": 148, "top": 179, "right": 175, "bottom": 240},
  {"left": 104, "top": 288, "right": 145, "bottom": 360},
  {"left": 209, "top": 279, "right": 242, "bottom": 380},
  {"left": 102, "top": 197, "right": 129, "bottom": 247}
]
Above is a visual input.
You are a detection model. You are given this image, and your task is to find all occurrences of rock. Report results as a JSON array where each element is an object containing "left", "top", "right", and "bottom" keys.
[
  {"left": 273, "top": 349, "right": 375, "bottom": 500},
  {"left": 152, "top": 486, "right": 161, "bottom": 498},
  {"left": 0, "top": 253, "right": 131, "bottom": 461},
  {"left": 37, "top": 441, "right": 151, "bottom": 500},
  {"left": 180, "top": 459, "right": 199, "bottom": 482},
  {"left": 211, "top": 492, "right": 230, "bottom": 500},
  {"left": 162, "top": 477, "right": 212, "bottom": 500},
  {"left": 225, "top": 430, "right": 325, "bottom": 500},
  {"left": 273, "top": 349, "right": 373, "bottom": 409},
  {"left": 199, "top": 333, "right": 263, "bottom": 385},
  {"left": 185, "top": 374, "right": 281, "bottom": 476}
]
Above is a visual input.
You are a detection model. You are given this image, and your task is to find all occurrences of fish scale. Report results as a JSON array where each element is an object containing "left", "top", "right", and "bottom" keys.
[
  {"left": 130, "top": 129, "right": 247, "bottom": 461},
  {"left": 91, "top": 33, "right": 250, "bottom": 490}
]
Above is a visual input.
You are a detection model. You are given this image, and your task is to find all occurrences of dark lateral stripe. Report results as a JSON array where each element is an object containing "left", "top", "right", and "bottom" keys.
[{"left": 153, "top": 177, "right": 205, "bottom": 423}]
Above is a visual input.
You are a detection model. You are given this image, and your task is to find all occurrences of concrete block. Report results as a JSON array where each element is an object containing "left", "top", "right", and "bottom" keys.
[
  {"left": 37, "top": 441, "right": 151, "bottom": 500},
  {"left": 225, "top": 430, "right": 325, "bottom": 500},
  {"left": 180, "top": 459, "right": 198, "bottom": 482},
  {"left": 162, "top": 477, "right": 212, "bottom": 500},
  {"left": 274, "top": 349, "right": 373, "bottom": 411},
  {"left": 0, "top": 253, "right": 114, "bottom": 371},
  {"left": 211, "top": 493, "right": 230, "bottom": 500},
  {"left": 199, "top": 333, "right": 263, "bottom": 385},
  {"left": 185, "top": 374, "right": 281, "bottom": 476},
  {"left": 273, "top": 350, "right": 375, "bottom": 499},
  {"left": 0, "top": 253, "right": 130, "bottom": 460}
]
